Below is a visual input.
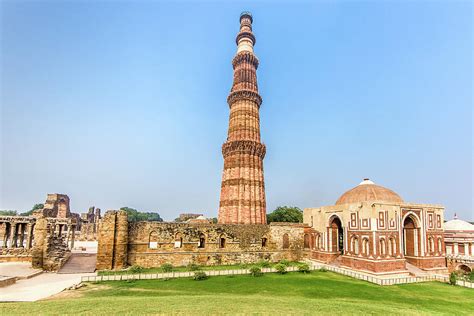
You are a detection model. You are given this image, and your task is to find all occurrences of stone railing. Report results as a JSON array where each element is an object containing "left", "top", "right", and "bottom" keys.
[{"left": 82, "top": 266, "right": 300, "bottom": 282}]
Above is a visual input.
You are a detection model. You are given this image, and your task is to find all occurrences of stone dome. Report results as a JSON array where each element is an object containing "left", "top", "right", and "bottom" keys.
[
  {"left": 335, "top": 179, "right": 404, "bottom": 205},
  {"left": 444, "top": 216, "right": 474, "bottom": 231}
]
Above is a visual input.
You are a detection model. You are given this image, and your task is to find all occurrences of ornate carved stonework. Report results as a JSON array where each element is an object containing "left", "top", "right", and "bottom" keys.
[{"left": 218, "top": 12, "right": 267, "bottom": 224}]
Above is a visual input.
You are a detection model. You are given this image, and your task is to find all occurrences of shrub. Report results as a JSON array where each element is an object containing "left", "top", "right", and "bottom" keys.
[
  {"left": 279, "top": 259, "right": 291, "bottom": 266},
  {"left": 469, "top": 271, "right": 474, "bottom": 282},
  {"left": 239, "top": 263, "right": 248, "bottom": 269},
  {"left": 128, "top": 265, "right": 144, "bottom": 274},
  {"left": 257, "top": 260, "right": 271, "bottom": 268},
  {"left": 193, "top": 271, "right": 208, "bottom": 281},
  {"left": 187, "top": 263, "right": 200, "bottom": 271},
  {"left": 449, "top": 272, "right": 457, "bottom": 285},
  {"left": 319, "top": 267, "right": 327, "bottom": 272},
  {"left": 161, "top": 263, "right": 173, "bottom": 273},
  {"left": 298, "top": 263, "right": 310, "bottom": 273},
  {"left": 274, "top": 263, "right": 287, "bottom": 274},
  {"left": 249, "top": 265, "right": 263, "bottom": 277}
]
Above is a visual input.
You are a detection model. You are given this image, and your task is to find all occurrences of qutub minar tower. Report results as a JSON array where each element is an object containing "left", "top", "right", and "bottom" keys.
[{"left": 218, "top": 12, "right": 267, "bottom": 224}]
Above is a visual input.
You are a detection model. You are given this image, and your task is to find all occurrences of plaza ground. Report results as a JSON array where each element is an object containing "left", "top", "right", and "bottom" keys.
[{"left": 1, "top": 271, "right": 473, "bottom": 315}]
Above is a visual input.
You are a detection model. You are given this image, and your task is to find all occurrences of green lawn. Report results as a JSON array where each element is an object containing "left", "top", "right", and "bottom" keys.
[{"left": 2, "top": 272, "right": 473, "bottom": 315}]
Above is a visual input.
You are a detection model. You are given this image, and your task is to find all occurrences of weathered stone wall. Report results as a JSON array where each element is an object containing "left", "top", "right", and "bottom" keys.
[
  {"left": 31, "top": 217, "right": 72, "bottom": 271},
  {"left": 97, "top": 210, "right": 306, "bottom": 270}
]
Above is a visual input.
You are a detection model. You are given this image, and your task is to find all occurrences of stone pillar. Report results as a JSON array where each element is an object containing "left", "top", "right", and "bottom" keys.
[
  {"left": 66, "top": 225, "right": 71, "bottom": 248},
  {"left": 26, "top": 223, "right": 33, "bottom": 249},
  {"left": 19, "top": 223, "right": 26, "bottom": 248},
  {"left": 0, "top": 223, "right": 7, "bottom": 248},
  {"left": 70, "top": 225, "right": 75, "bottom": 249},
  {"left": 9, "top": 223, "right": 17, "bottom": 248},
  {"left": 97, "top": 211, "right": 118, "bottom": 270},
  {"left": 113, "top": 210, "right": 128, "bottom": 270},
  {"left": 31, "top": 217, "right": 48, "bottom": 269}
]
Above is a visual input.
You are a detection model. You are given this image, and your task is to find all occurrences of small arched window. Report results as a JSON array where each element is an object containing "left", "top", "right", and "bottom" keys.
[
  {"left": 429, "top": 237, "right": 435, "bottom": 254},
  {"left": 351, "top": 236, "right": 359, "bottom": 255},
  {"left": 149, "top": 231, "right": 158, "bottom": 249},
  {"left": 379, "top": 238, "right": 386, "bottom": 256},
  {"left": 198, "top": 233, "right": 206, "bottom": 248},
  {"left": 219, "top": 235, "right": 226, "bottom": 248},
  {"left": 261, "top": 237, "right": 267, "bottom": 247},
  {"left": 362, "top": 238, "right": 370, "bottom": 256},
  {"left": 389, "top": 237, "right": 396, "bottom": 257},
  {"left": 437, "top": 238, "right": 442, "bottom": 254},
  {"left": 282, "top": 233, "right": 289, "bottom": 249},
  {"left": 304, "top": 234, "right": 310, "bottom": 249}
]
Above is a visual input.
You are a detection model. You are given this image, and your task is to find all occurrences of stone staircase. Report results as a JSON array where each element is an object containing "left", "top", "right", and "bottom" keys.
[
  {"left": 405, "top": 262, "right": 428, "bottom": 277},
  {"left": 58, "top": 253, "right": 97, "bottom": 274}
]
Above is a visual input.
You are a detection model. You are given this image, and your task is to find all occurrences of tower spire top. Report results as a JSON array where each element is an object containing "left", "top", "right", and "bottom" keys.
[{"left": 236, "top": 11, "right": 255, "bottom": 53}]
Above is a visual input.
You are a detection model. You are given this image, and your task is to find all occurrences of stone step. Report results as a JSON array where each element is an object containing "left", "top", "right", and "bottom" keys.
[{"left": 58, "top": 253, "right": 97, "bottom": 274}]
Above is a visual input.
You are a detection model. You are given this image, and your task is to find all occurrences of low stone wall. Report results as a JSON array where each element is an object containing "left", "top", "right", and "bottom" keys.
[
  {"left": 340, "top": 255, "right": 406, "bottom": 273},
  {"left": 405, "top": 256, "right": 446, "bottom": 270},
  {"left": 97, "top": 210, "right": 307, "bottom": 270}
]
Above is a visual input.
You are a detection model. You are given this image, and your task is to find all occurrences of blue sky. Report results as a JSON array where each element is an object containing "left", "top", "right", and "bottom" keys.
[{"left": 1, "top": 1, "right": 472, "bottom": 221}]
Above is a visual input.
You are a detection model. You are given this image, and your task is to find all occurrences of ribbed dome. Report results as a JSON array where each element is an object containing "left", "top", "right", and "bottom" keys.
[
  {"left": 336, "top": 179, "right": 404, "bottom": 205},
  {"left": 444, "top": 218, "right": 474, "bottom": 231}
]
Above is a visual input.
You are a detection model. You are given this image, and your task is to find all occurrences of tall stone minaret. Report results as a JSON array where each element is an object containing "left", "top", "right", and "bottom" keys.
[{"left": 218, "top": 12, "right": 266, "bottom": 224}]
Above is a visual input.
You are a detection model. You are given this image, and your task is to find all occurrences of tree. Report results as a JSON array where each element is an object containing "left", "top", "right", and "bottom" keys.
[
  {"left": 120, "top": 207, "right": 163, "bottom": 222},
  {"left": 0, "top": 210, "right": 18, "bottom": 216},
  {"left": 20, "top": 203, "right": 44, "bottom": 216},
  {"left": 267, "top": 206, "right": 303, "bottom": 223}
]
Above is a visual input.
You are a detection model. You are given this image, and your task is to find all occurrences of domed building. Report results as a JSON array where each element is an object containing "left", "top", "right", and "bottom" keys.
[
  {"left": 304, "top": 179, "right": 446, "bottom": 275},
  {"left": 444, "top": 215, "right": 474, "bottom": 257}
]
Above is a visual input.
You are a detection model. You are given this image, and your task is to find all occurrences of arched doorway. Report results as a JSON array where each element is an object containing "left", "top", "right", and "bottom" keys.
[
  {"left": 403, "top": 215, "right": 419, "bottom": 257},
  {"left": 329, "top": 216, "right": 343, "bottom": 254},
  {"left": 457, "top": 264, "right": 472, "bottom": 274}
]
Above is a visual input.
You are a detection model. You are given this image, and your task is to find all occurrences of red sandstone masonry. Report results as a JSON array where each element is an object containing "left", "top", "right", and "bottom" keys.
[{"left": 218, "top": 13, "right": 266, "bottom": 225}]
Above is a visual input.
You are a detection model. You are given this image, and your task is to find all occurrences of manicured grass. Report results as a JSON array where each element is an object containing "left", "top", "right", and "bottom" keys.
[
  {"left": 98, "top": 261, "right": 299, "bottom": 275},
  {"left": 2, "top": 272, "right": 473, "bottom": 315}
]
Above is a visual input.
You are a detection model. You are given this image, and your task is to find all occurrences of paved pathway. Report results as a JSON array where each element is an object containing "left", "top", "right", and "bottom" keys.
[
  {"left": 0, "top": 262, "right": 42, "bottom": 279},
  {"left": 58, "top": 253, "right": 97, "bottom": 274},
  {"left": 0, "top": 271, "right": 96, "bottom": 302}
]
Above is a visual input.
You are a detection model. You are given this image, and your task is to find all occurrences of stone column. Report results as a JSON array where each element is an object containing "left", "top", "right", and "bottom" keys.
[
  {"left": 9, "top": 223, "right": 17, "bottom": 248},
  {"left": 19, "top": 223, "right": 26, "bottom": 248},
  {"left": 113, "top": 211, "right": 128, "bottom": 269},
  {"left": 0, "top": 223, "right": 7, "bottom": 248},
  {"left": 66, "top": 225, "right": 71, "bottom": 248},
  {"left": 31, "top": 217, "right": 48, "bottom": 269},
  {"left": 70, "top": 225, "right": 75, "bottom": 249},
  {"left": 26, "top": 223, "right": 33, "bottom": 249}
]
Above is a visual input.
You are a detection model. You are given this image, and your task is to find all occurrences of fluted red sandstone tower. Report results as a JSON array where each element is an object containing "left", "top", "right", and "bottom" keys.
[{"left": 218, "top": 12, "right": 267, "bottom": 224}]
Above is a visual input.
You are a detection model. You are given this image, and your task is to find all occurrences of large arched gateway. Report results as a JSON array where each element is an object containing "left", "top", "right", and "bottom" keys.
[
  {"left": 329, "top": 216, "right": 343, "bottom": 254},
  {"left": 403, "top": 215, "right": 419, "bottom": 257}
]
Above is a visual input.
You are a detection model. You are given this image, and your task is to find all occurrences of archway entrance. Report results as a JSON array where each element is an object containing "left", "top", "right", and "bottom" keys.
[
  {"left": 403, "top": 215, "right": 418, "bottom": 257},
  {"left": 329, "top": 216, "right": 343, "bottom": 254},
  {"left": 457, "top": 264, "right": 472, "bottom": 274}
]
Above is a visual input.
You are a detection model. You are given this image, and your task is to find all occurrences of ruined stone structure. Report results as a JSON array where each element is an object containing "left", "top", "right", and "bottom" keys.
[
  {"left": 304, "top": 179, "right": 447, "bottom": 275},
  {"left": 218, "top": 12, "right": 267, "bottom": 224},
  {"left": 0, "top": 194, "right": 77, "bottom": 271},
  {"left": 36, "top": 194, "right": 71, "bottom": 218},
  {"left": 77, "top": 206, "right": 101, "bottom": 241},
  {"left": 97, "top": 210, "right": 306, "bottom": 270}
]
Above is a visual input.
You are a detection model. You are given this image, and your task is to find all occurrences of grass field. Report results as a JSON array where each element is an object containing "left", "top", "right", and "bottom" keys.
[{"left": 1, "top": 271, "right": 473, "bottom": 315}]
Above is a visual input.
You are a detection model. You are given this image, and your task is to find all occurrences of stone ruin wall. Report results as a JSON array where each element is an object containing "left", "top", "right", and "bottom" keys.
[
  {"left": 31, "top": 217, "right": 73, "bottom": 271},
  {"left": 97, "top": 210, "right": 307, "bottom": 270},
  {"left": 0, "top": 193, "right": 78, "bottom": 271}
]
